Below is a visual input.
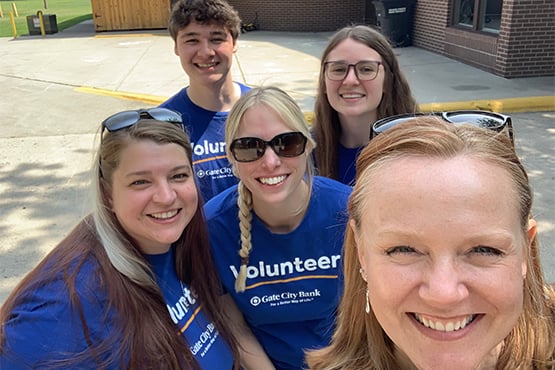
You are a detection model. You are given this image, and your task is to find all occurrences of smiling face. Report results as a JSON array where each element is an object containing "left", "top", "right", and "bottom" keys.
[
  {"left": 355, "top": 155, "right": 532, "bottom": 369},
  {"left": 174, "top": 21, "right": 237, "bottom": 86},
  {"left": 324, "top": 38, "right": 385, "bottom": 124},
  {"left": 109, "top": 139, "right": 198, "bottom": 254},
  {"left": 230, "top": 104, "right": 309, "bottom": 209}
]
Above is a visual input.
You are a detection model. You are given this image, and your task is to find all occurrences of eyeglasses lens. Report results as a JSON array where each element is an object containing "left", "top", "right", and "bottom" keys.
[
  {"left": 326, "top": 61, "right": 380, "bottom": 81},
  {"left": 444, "top": 112, "right": 506, "bottom": 131},
  {"left": 370, "top": 111, "right": 513, "bottom": 145},
  {"left": 231, "top": 132, "right": 307, "bottom": 162},
  {"left": 103, "top": 111, "right": 141, "bottom": 132},
  {"left": 145, "top": 107, "right": 183, "bottom": 124},
  {"left": 231, "top": 138, "right": 265, "bottom": 162},
  {"left": 370, "top": 113, "right": 429, "bottom": 139},
  {"left": 102, "top": 108, "right": 183, "bottom": 133}
]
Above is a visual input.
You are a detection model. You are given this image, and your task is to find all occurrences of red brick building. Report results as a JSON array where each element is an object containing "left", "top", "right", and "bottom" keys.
[{"left": 227, "top": 0, "right": 555, "bottom": 78}]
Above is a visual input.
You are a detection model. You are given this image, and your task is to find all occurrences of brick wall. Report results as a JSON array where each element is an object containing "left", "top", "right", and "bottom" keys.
[
  {"left": 444, "top": 28, "right": 498, "bottom": 73},
  {"left": 412, "top": 0, "right": 554, "bottom": 78},
  {"left": 412, "top": 0, "right": 449, "bottom": 52},
  {"left": 227, "top": 0, "right": 367, "bottom": 32},
  {"left": 226, "top": 0, "right": 553, "bottom": 77},
  {"left": 495, "top": 0, "right": 555, "bottom": 77}
]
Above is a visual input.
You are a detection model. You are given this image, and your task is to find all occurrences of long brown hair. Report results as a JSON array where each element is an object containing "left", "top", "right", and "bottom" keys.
[
  {"left": 312, "top": 25, "right": 418, "bottom": 180},
  {"left": 0, "top": 119, "right": 240, "bottom": 369},
  {"left": 307, "top": 117, "right": 555, "bottom": 369}
]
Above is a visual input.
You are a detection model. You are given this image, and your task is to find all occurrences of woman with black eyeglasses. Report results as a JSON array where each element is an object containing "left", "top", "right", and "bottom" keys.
[
  {"left": 306, "top": 116, "right": 554, "bottom": 369},
  {"left": 0, "top": 108, "right": 272, "bottom": 369},
  {"left": 204, "top": 86, "right": 352, "bottom": 370},
  {"left": 312, "top": 25, "right": 418, "bottom": 186}
]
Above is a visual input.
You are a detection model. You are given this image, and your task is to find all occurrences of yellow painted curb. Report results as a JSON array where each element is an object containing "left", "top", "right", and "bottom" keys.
[
  {"left": 94, "top": 33, "right": 167, "bottom": 39},
  {"left": 75, "top": 86, "right": 167, "bottom": 106},
  {"left": 76, "top": 86, "right": 319, "bottom": 123},
  {"left": 419, "top": 96, "right": 555, "bottom": 113},
  {"left": 75, "top": 87, "right": 554, "bottom": 119}
]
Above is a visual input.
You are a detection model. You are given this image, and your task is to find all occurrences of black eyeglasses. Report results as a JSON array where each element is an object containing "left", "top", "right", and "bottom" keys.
[
  {"left": 229, "top": 132, "right": 308, "bottom": 162},
  {"left": 101, "top": 108, "right": 183, "bottom": 132},
  {"left": 370, "top": 110, "right": 513, "bottom": 144},
  {"left": 324, "top": 60, "right": 382, "bottom": 81}
]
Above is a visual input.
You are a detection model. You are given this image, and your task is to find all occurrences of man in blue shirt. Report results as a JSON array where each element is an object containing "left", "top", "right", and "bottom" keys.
[{"left": 161, "top": 0, "right": 250, "bottom": 201}]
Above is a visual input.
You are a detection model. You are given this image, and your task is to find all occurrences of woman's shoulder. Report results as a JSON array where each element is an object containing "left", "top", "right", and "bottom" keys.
[
  {"left": 313, "top": 176, "right": 353, "bottom": 196},
  {"left": 203, "top": 184, "right": 239, "bottom": 221},
  {"left": 14, "top": 252, "right": 107, "bottom": 316},
  {"left": 309, "top": 177, "right": 352, "bottom": 215},
  {"left": 1, "top": 254, "right": 112, "bottom": 368}
]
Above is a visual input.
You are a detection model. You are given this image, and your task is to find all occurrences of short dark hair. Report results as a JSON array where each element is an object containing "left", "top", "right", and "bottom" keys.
[{"left": 168, "top": 0, "right": 242, "bottom": 41}]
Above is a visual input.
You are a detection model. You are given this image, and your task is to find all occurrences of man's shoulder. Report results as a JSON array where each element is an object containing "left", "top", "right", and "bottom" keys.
[
  {"left": 238, "top": 82, "right": 251, "bottom": 94},
  {"left": 160, "top": 87, "right": 190, "bottom": 112}
]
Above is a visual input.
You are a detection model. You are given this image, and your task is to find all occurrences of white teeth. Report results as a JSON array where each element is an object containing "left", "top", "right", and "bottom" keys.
[
  {"left": 197, "top": 62, "right": 216, "bottom": 68},
  {"left": 341, "top": 93, "right": 364, "bottom": 98},
  {"left": 414, "top": 313, "right": 475, "bottom": 332},
  {"left": 150, "top": 210, "right": 178, "bottom": 219},
  {"left": 259, "top": 175, "right": 286, "bottom": 185}
]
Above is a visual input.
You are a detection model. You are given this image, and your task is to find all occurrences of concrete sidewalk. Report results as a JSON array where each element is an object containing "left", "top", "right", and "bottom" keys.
[
  {"left": 1, "top": 21, "right": 554, "bottom": 304},
  {"left": 1, "top": 19, "right": 554, "bottom": 114}
]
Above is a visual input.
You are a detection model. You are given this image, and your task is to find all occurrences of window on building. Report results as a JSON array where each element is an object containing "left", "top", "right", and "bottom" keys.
[{"left": 454, "top": 0, "right": 503, "bottom": 33}]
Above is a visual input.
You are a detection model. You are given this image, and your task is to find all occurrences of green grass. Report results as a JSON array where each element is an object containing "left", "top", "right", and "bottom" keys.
[{"left": 0, "top": 0, "right": 92, "bottom": 37}]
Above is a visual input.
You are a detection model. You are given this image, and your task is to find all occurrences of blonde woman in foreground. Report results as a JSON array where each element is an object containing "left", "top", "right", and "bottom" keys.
[
  {"left": 306, "top": 114, "right": 555, "bottom": 369},
  {"left": 204, "top": 86, "right": 352, "bottom": 369}
]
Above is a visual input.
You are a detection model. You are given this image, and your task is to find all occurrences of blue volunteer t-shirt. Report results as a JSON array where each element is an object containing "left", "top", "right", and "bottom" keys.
[
  {"left": 145, "top": 247, "right": 234, "bottom": 369},
  {"left": 0, "top": 246, "right": 234, "bottom": 369},
  {"left": 160, "top": 83, "right": 250, "bottom": 201},
  {"left": 0, "top": 257, "right": 120, "bottom": 369},
  {"left": 337, "top": 143, "right": 363, "bottom": 186},
  {"left": 204, "top": 176, "right": 352, "bottom": 370}
]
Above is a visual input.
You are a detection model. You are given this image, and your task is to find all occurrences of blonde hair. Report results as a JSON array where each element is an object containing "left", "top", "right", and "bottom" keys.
[
  {"left": 92, "top": 119, "right": 193, "bottom": 287},
  {"left": 225, "top": 86, "right": 316, "bottom": 292},
  {"left": 306, "top": 116, "right": 555, "bottom": 369},
  {"left": 1, "top": 118, "right": 240, "bottom": 369}
]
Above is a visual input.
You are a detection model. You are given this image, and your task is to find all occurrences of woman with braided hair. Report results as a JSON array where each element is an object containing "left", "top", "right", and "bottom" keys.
[{"left": 204, "top": 86, "right": 352, "bottom": 370}]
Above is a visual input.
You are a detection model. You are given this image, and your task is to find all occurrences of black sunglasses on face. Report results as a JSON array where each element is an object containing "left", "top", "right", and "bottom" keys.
[
  {"left": 370, "top": 110, "right": 513, "bottom": 144},
  {"left": 102, "top": 107, "right": 183, "bottom": 132},
  {"left": 230, "top": 132, "right": 308, "bottom": 163}
]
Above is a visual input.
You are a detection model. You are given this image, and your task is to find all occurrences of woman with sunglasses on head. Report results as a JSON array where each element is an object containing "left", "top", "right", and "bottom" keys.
[
  {"left": 312, "top": 24, "right": 418, "bottom": 186},
  {"left": 0, "top": 108, "right": 272, "bottom": 369},
  {"left": 204, "top": 86, "right": 352, "bottom": 370},
  {"left": 306, "top": 115, "right": 555, "bottom": 370}
]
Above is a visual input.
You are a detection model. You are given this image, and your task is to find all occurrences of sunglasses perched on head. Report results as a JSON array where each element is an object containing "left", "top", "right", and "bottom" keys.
[
  {"left": 229, "top": 132, "right": 308, "bottom": 162},
  {"left": 370, "top": 110, "right": 513, "bottom": 144},
  {"left": 102, "top": 107, "right": 183, "bottom": 132}
]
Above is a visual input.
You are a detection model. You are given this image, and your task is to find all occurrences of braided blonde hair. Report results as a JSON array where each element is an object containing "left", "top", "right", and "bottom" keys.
[
  {"left": 226, "top": 86, "right": 316, "bottom": 292},
  {"left": 235, "top": 181, "right": 253, "bottom": 292}
]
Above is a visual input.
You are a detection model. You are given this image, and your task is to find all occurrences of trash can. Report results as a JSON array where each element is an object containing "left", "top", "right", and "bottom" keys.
[
  {"left": 373, "top": 0, "right": 416, "bottom": 47},
  {"left": 26, "top": 14, "right": 58, "bottom": 35}
]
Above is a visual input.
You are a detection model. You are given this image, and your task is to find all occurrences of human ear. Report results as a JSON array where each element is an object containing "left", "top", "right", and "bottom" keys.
[
  {"left": 527, "top": 218, "right": 537, "bottom": 242},
  {"left": 523, "top": 218, "right": 537, "bottom": 279},
  {"left": 100, "top": 179, "right": 114, "bottom": 209},
  {"left": 351, "top": 219, "right": 366, "bottom": 267}
]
